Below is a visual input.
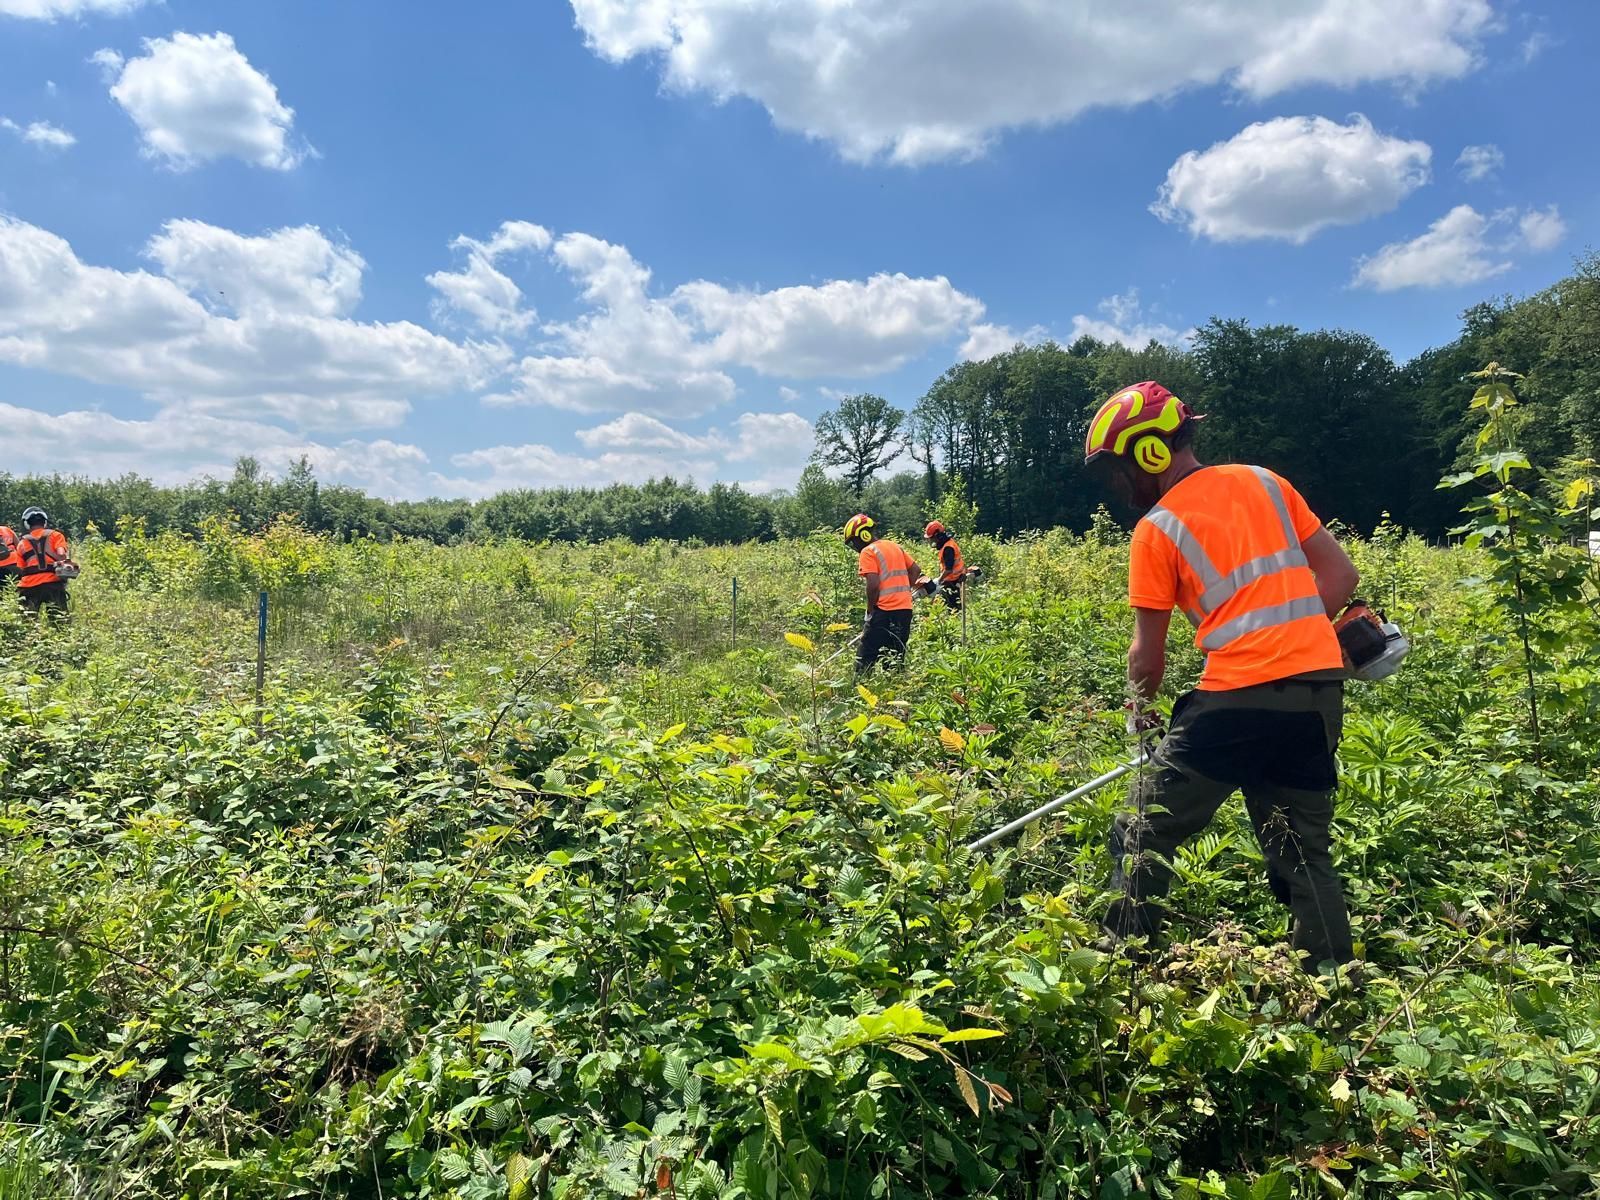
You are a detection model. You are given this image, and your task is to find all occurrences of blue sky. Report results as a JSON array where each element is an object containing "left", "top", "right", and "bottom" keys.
[{"left": 0, "top": 0, "right": 1591, "bottom": 499}]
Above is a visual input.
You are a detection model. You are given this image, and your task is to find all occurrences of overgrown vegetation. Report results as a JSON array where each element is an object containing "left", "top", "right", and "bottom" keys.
[{"left": 0, "top": 374, "right": 1597, "bottom": 1198}]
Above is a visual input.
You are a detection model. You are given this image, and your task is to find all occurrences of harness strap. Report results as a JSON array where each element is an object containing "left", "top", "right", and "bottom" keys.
[{"left": 18, "top": 532, "right": 62, "bottom": 583}]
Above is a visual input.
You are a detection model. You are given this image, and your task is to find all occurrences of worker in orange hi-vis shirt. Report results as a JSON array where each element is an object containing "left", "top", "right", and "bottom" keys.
[
  {"left": 14, "top": 507, "right": 75, "bottom": 618},
  {"left": 1084, "top": 381, "right": 1361, "bottom": 973},
  {"left": 842, "top": 513, "right": 926, "bottom": 674},
  {"left": 0, "top": 522, "right": 18, "bottom": 590}
]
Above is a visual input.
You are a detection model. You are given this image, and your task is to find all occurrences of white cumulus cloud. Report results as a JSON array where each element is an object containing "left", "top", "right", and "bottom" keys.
[
  {"left": 1517, "top": 206, "right": 1567, "bottom": 253},
  {"left": 960, "top": 292, "right": 1190, "bottom": 361},
  {"left": 98, "top": 31, "right": 306, "bottom": 170},
  {"left": 481, "top": 228, "right": 982, "bottom": 415},
  {"left": 146, "top": 220, "right": 365, "bottom": 318},
  {"left": 1153, "top": 115, "right": 1432, "bottom": 244},
  {"left": 1352, "top": 205, "right": 1510, "bottom": 291},
  {"left": 1455, "top": 143, "right": 1503, "bottom": 182},
  {"left": 0, "top": 0, "right": 145, "bottom": 16},
  {"left": 1069, "top": 290, "right": 1195, "bottom": 349},
  {"left": 426, "top": 221, "right": 552, "bottom": 335},
  {"left": 451, "top": 409, "right": 813, "bottom": 496},
  {"left": 1353, "top": 203, "right": 1569, "bottom": 291},
  {"left": 570, "top": 0, "right": 1493, "bottom": 164},
  {"left": 0, "top": 215, "right": 502, "bottom": 430},
  {"left": 958, "top": 322, "right": 1045, "bottom": 362},
  {"left": 0, "top": 401, "right": 435, "bottom": 497},
  {"left": 681, "top": 273, "right": 982, "bottom": 377},
  {"left": 0, "top": 117, "right": 76, "bottom": 147}
]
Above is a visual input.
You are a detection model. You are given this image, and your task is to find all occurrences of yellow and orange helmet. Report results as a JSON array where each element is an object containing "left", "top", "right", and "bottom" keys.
[
  {"left": 842, "top": 513, "right": 876, "bottom": 540},
  {"left": 1084, "top": 381, "right": 1197, "bottom": 475}
]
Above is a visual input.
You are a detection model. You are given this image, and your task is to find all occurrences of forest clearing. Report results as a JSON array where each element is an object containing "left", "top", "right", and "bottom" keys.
[
  {"left": 2, "top": 396, "right": 1597, "bottom": 1198},
  {"left": 3, "top": 1, "right": 1598, "bottom": 1195}
]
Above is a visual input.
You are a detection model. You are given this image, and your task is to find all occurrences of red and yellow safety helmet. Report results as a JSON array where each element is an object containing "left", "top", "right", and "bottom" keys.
[
  {"left": 1084, "top": 381, "right": 1197, "bottom": 475},
  {"left": 842, "top": 513, "right": 876, "bottom": 540},
  {"left": 923, "top": 520, "right": 946, "bottom": 538}
]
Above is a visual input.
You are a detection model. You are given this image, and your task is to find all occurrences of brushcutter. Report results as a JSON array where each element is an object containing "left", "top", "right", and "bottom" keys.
[{"left": 966, "top": 750, "right": 1151, "bottom": 852}]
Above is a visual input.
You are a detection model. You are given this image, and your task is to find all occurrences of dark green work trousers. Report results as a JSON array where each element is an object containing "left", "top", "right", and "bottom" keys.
[{"left": 1104, "top": 677, "right": 1353, "bottom": 969}]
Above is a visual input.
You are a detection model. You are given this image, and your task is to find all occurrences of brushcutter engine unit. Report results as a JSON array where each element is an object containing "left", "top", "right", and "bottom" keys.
[{"left": 1335, "top": 601, "right": 1409, "bottom": 682}]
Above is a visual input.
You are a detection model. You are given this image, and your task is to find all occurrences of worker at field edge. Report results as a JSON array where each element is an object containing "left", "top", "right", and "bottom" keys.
[
  {"left": 843, "top": 513, "right": 926, "bottom": 673},
  {"left": 1085, "top": 381, "right": 1360, "bottom": 972},
  {"left": 15, "top": 507, "right": 74, "bottom": 617},
  {"left": 923, "top": 521, "right": 968, "bottom": 611},
  {"left": 0, "top": 521, "right": 18, "bottom": 589}
]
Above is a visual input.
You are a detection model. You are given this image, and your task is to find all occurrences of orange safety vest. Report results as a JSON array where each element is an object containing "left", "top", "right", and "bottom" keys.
[
  {"left": 936, "top": 536, "right": 966, "bottom": 585},
  {"left": 1133, "top": 465, "right": 1341, "bottom": 690},
  {"left": 16, "top": 528, "right": 70, "bottom": 588},
  {"left": 0, "top": 526, "right": 16, "bottom": 569},
  {"left": 859, "top": 538, "right": 917, "bottom": 611}
]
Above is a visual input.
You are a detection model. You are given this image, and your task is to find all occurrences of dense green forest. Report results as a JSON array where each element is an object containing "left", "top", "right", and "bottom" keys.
[{"left": 6, "top": 254, "right": 1597, "bottom": 545}]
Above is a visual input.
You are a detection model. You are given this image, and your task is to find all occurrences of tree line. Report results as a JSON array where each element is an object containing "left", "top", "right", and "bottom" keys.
[{"left": 7, "top": 252, "right": 1596, "bottom": 545}]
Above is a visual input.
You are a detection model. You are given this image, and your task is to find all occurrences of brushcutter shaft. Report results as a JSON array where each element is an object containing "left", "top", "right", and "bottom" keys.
[{"left": 965, "top": 752, "right": 1150, "bottom": 852}]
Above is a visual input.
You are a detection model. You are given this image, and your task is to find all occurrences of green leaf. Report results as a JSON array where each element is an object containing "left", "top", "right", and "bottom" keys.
[
  {"left": 1391, "top": 1043, "right": 1430, "bottom": 1071},
  {"left": 744, "top": 1041, "right": 810, "bottom": 1071},
  {"left": 663, "top": 1055, "right": 690, "bottom": 1091},
  {"left": 1480, "top": 450, "right": 1531, "bottom": 479},
  {"left": 1248, "top": 1172, "right": 1291, "bottom": 1200},
  {"left": 1471, "top": 381, "right": 1518, "bottom": 410},
  {"left": 507, "top": 1152, "right": 533, "bottom": 1200},
  {"left": 1006, "top": 969, "right": 1049, "bottom": 994},
  {"left": 854, "top": 1091, "right": 878, "bottom": 1133}
]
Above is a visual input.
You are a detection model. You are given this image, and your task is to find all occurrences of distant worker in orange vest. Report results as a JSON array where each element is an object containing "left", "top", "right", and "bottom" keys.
[
  {"left": 843, "top": 513, "right": 928, "bottom": 673},
  {"left": 0, "top": 522, "right": 18, "bottom": 589},
  {"left": 15, "top": 507, "right": 76, "bottom": 617},
  {"left": 1085, "top": 381, "right": 1360, "bottom": 971},
  {"left": 923, "top": 521, "right": 970, "bottom": 611}
]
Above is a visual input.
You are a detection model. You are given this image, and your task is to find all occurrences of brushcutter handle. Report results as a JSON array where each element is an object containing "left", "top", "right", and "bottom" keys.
[{"left": 965, "top": 752, "right": 1150, "bottom": 852}]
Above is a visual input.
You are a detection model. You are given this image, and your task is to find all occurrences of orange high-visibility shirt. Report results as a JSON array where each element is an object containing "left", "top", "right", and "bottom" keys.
[
  {"left": 0, "top": 526, "right": 16, "bottom": 569},
  {"left": 937, "top": 537, "right": 966, "bottom": 584},
  {"left": 16, "top": 528, "right": 70, "bottom": 589},
  {"left": 1129, "top": 465, "right": 1342, "bottom": 691},
  {"left": 858, "top": 539, "right": 917, "bottom": 611}
]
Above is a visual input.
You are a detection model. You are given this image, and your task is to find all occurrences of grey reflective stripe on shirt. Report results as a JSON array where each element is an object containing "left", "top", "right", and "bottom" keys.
[
  {"left": 1197, "top": 545, "right": 1308, "bottom": 612},
  {"left": 1148, "top": 466, "right": 1310, "bottom": 619},
  {"left": 870, "top": 544, "right": 914, "bottom": 595},
  {"left": 1248, "top": 465, "right": 1299, "bottom": 546},
  {"left": 1144, "top": 507, "right": 1221, "bottom": 593},
  {"left": 1199, "top": 594, "right": 1327, "bottom": 650}
]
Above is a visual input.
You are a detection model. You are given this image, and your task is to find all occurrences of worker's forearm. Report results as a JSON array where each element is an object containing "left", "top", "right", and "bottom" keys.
[{"left": 1317, "top": 567, "right": 1359, "bottom": 617}]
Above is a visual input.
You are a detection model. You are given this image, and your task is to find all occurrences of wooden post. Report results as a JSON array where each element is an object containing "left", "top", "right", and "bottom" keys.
[
  {"left": 731, "top": 576, "right": 739, "bottom": 649},
  {"left": 254, "top": 591, "right": 268, "bottom": 736}
]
